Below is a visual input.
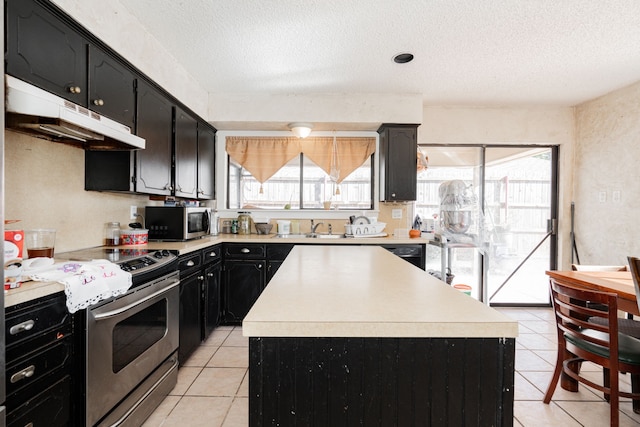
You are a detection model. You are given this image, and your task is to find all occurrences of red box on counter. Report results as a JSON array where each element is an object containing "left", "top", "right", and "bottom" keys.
[
  {"left": 4, "top": 230, "right": 24, "bottom": 289},
  {"left": 4, "top": 230, "right": 24, "bottom": 260}
]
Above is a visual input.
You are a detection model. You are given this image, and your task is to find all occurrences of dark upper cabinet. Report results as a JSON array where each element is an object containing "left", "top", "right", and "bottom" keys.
[
  {"left": 88, "top": 45, "right": 137, "bottom": 130},
  {"left": 174, "top": 107, "right": 199, "bottom": 198},
  {"left": 136, "top": 80, "right": 174, "bottom": 195},
  {"left": 197, "top": 123, "right": 216, "bottom": 200},
  {"left": 378, "top": 124, "right": 419, "bottom": 201},
  {"left": 6, "top": 0, "right": 87, "bottom": 105}
]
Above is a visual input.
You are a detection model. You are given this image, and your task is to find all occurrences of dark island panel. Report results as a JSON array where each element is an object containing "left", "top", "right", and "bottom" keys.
[{"left": 249, "top": 336, "right": 515, "bottom": 426}]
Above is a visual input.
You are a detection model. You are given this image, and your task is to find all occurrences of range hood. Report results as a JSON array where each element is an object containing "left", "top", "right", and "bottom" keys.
[{"left": 5, "top": 75, "right": 145, "bottom": 150}]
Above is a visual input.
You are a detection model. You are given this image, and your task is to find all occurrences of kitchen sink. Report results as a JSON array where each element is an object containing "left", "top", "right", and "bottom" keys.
[
  {"left": 271, "top": 233, "right": 346, "bottom": 239},
  {"left": 311, "top": 233, "right": 345, "bottom": 239}
]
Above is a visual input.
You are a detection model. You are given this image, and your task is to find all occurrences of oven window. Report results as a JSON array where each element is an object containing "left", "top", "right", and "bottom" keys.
[{"left": 112, "top": 299, "right": 167, "bottom": 372}]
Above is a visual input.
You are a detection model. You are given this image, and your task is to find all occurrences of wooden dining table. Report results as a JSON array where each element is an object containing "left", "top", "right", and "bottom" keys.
[
  {"left": 546, "top": 270, "right": 638, "bottom": 316},
  {"left": 546, "top": 269, "right": 639, "bottom": 395}
]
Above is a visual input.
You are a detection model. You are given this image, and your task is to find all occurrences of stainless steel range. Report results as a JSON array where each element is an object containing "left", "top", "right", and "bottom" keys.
[{"left": 59, "top": 247, "right": 179, "bottom": 427}]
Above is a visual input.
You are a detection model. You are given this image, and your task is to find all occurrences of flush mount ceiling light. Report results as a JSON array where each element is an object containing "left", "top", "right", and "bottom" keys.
[
  {"left": 288, "top": 122, "right": 314, "bottom": 138},
  {"left": 393, "top": 53, "right": 414, "bottom": 64}
]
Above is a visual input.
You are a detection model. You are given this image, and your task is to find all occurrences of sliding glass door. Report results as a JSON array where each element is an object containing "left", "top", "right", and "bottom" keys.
[{"left": 416, "top": 145, "right": 558, "bottom": 305}]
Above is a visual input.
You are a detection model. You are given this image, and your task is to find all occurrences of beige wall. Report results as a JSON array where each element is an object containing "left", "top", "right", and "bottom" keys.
[
  {"left": 574, "top": 80, "right": 640, "bottom": 265},
  {"left": 4, "top": 131, "right": 152, "bottom": 253}
]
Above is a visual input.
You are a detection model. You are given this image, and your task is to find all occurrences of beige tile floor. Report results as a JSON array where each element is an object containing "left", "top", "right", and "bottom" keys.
[{"left": 143, "top": 308, "right": 640, "bottom": 426}]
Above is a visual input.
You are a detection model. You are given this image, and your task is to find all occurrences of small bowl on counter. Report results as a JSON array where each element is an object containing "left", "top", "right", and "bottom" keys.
[
  {"left": 255, "top": 223, "right": 273, "bottom": 235},
  {"left": 120, "top": 229, "right": 149, "bottom": 245}
]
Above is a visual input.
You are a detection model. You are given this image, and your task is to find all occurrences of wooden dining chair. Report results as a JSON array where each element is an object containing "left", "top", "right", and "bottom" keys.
[{"left": 544, "top": 279, "right": 640, "bottom": 426}]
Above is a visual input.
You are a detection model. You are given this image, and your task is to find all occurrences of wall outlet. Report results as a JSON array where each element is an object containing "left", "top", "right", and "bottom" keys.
[
  {"left": 130, "top": 206, "right": 138, "bottom": 220},
  {"left": 392, "top": 209, "right": 403, "bottom": 219},
  {"left": 612, "top": 190, "right": 621, "bottom": 203},
  {"left": 598, "top": 191, "right": 606, "bottom": 203}
]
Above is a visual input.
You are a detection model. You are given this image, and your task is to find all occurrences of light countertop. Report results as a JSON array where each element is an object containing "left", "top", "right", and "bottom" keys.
[
  {"left": 243, "top": 245, "right": 518, "bottom": 338},
  {"left": 5, "top": 234, "right": 428, "bottom": 307}
]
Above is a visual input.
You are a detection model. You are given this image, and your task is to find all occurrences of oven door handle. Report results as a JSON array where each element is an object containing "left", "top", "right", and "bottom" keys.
[{"left": 93, "top": 279, "right": 180, "bottom": 320}]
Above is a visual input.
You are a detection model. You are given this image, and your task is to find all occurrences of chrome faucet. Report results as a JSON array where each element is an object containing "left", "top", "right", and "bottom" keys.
[{"left": 309, "top": 219, "right": 324, "bottom": 236}]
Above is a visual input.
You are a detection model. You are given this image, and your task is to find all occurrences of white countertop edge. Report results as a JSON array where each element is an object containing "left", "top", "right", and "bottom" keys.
[{"left": 242, "top": 321, "right": 519, "bottom": 338}]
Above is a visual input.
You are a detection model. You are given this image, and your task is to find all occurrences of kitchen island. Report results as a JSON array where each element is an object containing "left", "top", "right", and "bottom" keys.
[{"left": 243, "top": 245, "right": 518, "bottom": 426}]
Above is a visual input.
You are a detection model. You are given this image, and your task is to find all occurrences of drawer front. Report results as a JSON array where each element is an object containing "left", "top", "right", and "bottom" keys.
[
  {"left": 266, "top": 244, "right": 294, "bottom": 261},
  {"left": 178, "top": 251, "right": 203, "bottom": 277},
  {"left": 7, "top": 338, "right": 72, "bottom": 399},
  {"left": 224, "top": 243, "right": 266, "bottom": 259},
  {"left": 202, "top": 244, "right": 222, "bottom": 265},
  {"left": 6, "top": 293, "right": 70, "bottom": 350},
  {"left": 7, "top": 374, "right": 72, "bottom": 427}
]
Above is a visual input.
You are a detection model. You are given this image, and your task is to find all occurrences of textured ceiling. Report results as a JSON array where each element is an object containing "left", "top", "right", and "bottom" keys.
[{"left": 120, "top": 0, "right": 640, "bottom": 106}]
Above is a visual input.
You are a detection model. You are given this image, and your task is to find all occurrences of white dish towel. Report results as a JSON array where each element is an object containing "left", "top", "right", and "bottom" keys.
[{"left": 27, "top": 259, "right": 132, "bottom": 313}]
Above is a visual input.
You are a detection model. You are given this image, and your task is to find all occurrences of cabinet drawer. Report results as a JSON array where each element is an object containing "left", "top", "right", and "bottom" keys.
[
  {"left": 202, "top": 244, "right": 222, "bottom": 265},
  {"left": 178, "top": 251, "right": 203, "bottom": 277},
  {"left": 224, "top": 243, "right": 266, "bottom": 259},
  {"left": 7, "top": 338, "right": 72, "bottom": 399},
  {"left": 6, "top": 293, "right": 70, "bottom": 350},
  {"left": 266, "top": 244, "right": 294, "bottom": 261},
  {"left": 7, "top": 374, "right": 71, "bottom": 427}
]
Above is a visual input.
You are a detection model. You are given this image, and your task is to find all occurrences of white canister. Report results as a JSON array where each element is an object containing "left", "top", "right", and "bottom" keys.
[{"left": 277, "top": 220, "right": 291, "bottom": 235}]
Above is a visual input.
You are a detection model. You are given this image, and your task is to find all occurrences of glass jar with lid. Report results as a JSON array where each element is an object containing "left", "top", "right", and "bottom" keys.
[
  {"left": 105, "top": 222, "right": 121, "bottom": 246},
  {"left": 237, "top": 212, "right": 252, "bottom": 235}
]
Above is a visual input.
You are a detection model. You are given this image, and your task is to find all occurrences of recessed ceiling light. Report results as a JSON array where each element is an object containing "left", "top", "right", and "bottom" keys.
[{"left": 393, "top": 53, "right": 414, "bottom": 64}]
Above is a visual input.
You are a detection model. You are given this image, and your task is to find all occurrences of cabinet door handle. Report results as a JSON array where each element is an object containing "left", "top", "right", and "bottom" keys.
[
  {"left": 240, "top": 248, "right": 250, "bottom": 254},
  {"left": 93, "top": 98, "right": 104, "bottom": 106},
  {"left": 208, "top": 251, "right": 217, "bottom": 257},
  {"left": 198, "top": 275, "right": 204, "bottom": 281},
  {"left": 10, "top": 365, "right": 35, "bottom": 383},
  {"left": 68, "top": 86, "right": 82, "bottom": 94},
  {"left": 186, "top": 260, "right": 195, "bottom": 267},
  {"left": 207, "top": 272, "right": 214, "bottom": 277},
  {"left": 9, "top": 319, "right": 35, "bottom": 335},
  {"left": 258, "top": 264, "right": 263, "bottom": 269}
]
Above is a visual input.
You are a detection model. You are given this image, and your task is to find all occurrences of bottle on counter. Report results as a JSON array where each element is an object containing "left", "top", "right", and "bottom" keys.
[
  {"left": 237, "top": 211, "right": 251, "bottom": 235},
  {"left": 105, "top": 222, "right": 121, "bottom": 246}
]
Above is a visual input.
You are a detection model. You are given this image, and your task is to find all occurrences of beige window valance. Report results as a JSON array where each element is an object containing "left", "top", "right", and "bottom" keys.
[{"left": 226, "top": 136, "right": 375, "bottom": 184}]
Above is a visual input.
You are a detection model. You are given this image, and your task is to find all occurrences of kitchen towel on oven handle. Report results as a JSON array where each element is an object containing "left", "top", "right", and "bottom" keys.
[{"left": 27, "top": 260, "right": 133, "bottom": 313}]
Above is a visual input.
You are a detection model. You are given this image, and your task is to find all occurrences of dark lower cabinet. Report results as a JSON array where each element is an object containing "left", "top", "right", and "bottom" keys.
[
  {"left": 223, "top": 260, "right": 265, "bottom": 324},
  {"left": 222, "top": 244, "right": 266, "bottom": 324},
  {"left": 5, "top": 292, "right": 74, "bottom": 426},
  {"left": 266, "top": 244, "right": 294, "bottom": 283},
  {"left": 178, "top": 252, "right": 204, "bottom": 365},
  {"left": 202, "top": 245, "right": 222, "bottom": 340}
]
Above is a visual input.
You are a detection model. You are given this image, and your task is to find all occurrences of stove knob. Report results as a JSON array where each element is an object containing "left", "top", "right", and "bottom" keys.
[
  {"left": 154, "top": 251, "right": 164, "bottom": 259},
  {"left": 161, "top": 250, "right": 170, "bottom": 257}
]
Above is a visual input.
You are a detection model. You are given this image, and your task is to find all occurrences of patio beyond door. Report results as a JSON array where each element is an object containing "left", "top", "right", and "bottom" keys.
[{"left": 416, "top": 145, "right": 557, "bottom": 305}]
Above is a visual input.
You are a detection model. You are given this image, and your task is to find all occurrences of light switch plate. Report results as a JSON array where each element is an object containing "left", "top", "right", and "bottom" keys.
[{"left": 392, "top": 209, "right": 403, "bottom": 219}]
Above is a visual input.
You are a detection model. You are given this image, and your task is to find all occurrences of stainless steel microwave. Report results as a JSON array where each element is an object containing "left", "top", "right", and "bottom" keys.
[{"left": 145, "top": 206, "right": 211, "bottom": 241}]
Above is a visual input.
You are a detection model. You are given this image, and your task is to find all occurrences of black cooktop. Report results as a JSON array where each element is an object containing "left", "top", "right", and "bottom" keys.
[{"left": 57, "top": 247, "right": 178, "bottom": 279}]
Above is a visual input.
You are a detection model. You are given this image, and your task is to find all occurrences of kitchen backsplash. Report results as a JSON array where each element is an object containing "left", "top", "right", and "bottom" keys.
[{"left": 5, "top": 132, "right": 154, "bottom": 252}]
